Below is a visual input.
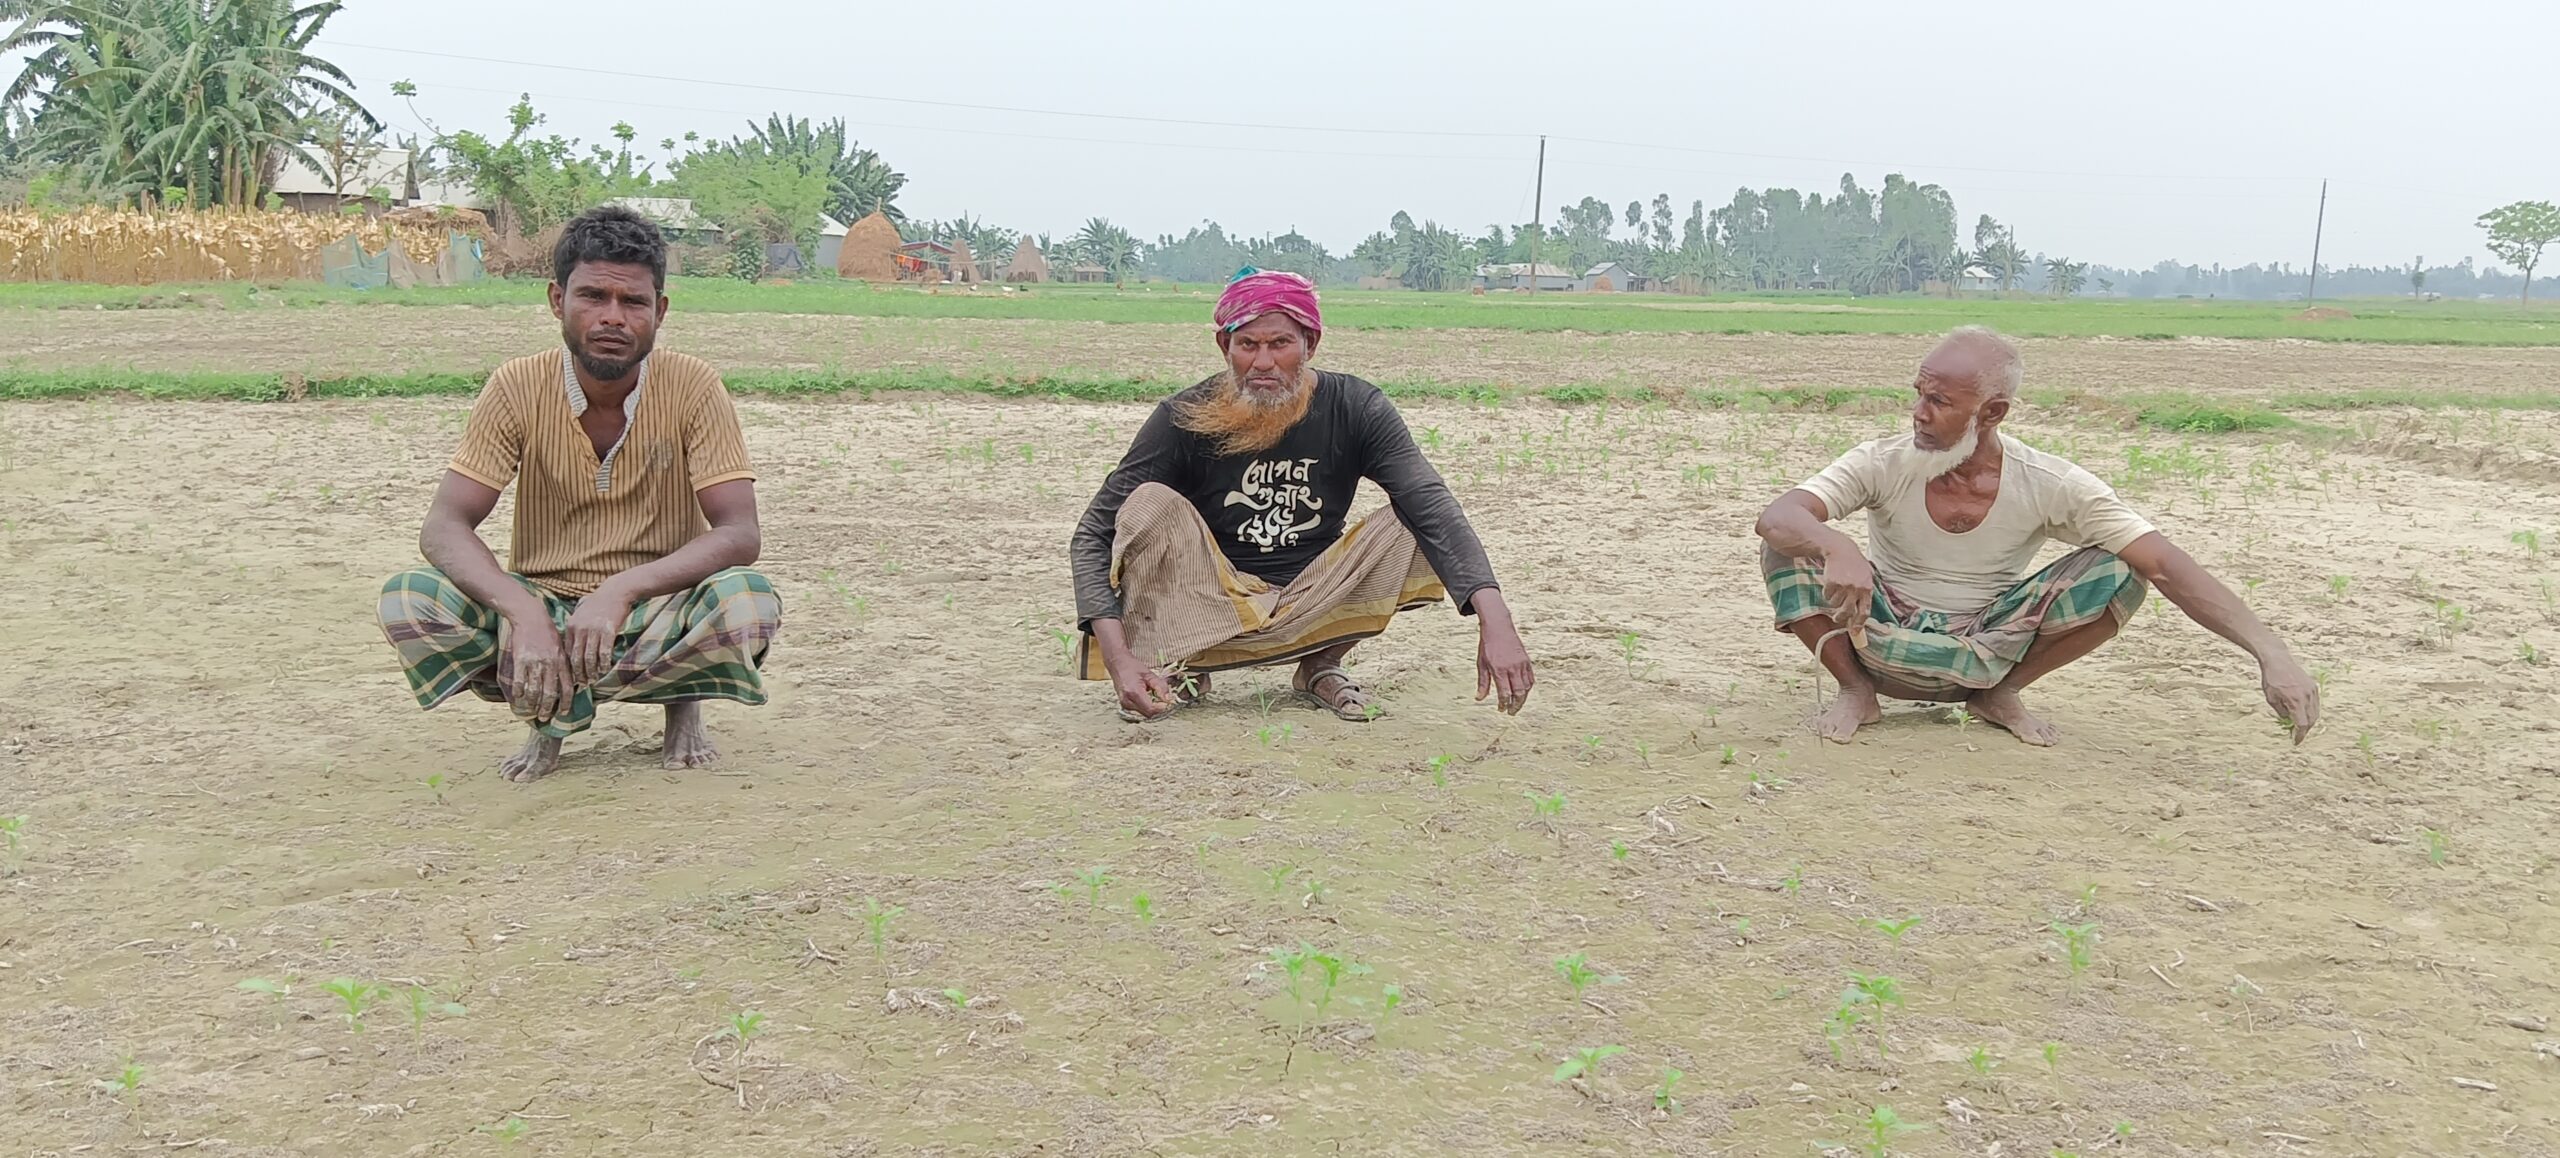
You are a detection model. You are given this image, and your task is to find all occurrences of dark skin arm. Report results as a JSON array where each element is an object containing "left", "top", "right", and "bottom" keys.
[
  {"left": 1754, "top": 489, "right": 1874, "bottom": 617},
  {"left": 556, "top": 478, "right": 762, "bottom": 686},
  {"left": 2116, "top": 532, "right": 2319, "bottom": 743},
  {"left": 419, "top": 474, "right": 761, "bottom": 718},
  {"left": 1089, "top": 618, "right": 1183, "bottom": 719}
]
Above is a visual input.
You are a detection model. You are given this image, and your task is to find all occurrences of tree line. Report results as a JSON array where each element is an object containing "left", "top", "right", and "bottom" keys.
[{"left": 3, "top": 3, "right": 2552, "bottom": 300}]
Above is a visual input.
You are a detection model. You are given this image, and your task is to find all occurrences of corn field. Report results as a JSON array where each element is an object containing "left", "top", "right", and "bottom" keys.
[{"left": 0, "top": 208, "right": 469, "bottom": 285}]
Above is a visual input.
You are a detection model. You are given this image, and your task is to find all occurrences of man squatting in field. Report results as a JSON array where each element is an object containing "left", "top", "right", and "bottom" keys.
[
  {"left": 1753, "top": 326, "right": 2320, "bottom": 746},
  {"left": 1070, "top": 269, "right": 1536, "bottom": 722},
  {"left": 376, "top": 206, "right": 781, "bottom": 782}
]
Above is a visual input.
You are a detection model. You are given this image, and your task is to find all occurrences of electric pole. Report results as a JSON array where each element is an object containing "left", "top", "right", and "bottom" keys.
[
  {"left": 1527, "top": 135, "right": 1546, "bottom": 296},
  {"left": 2305, "top": 178, "right": 2328, "bottom": 303}
]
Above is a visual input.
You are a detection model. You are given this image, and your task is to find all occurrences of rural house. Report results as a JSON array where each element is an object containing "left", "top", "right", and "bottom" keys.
[{"left": 1471, "top": 262, "right": 1575, "bottom": 292}]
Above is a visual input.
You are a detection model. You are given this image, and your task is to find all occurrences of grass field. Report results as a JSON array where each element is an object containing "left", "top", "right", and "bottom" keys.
[
  {"left": 6, "top": 277, "right": 2559, "bottom": 345},
  {"left": 4, "top": 290, "right": 2559, "bottom": 1155}
]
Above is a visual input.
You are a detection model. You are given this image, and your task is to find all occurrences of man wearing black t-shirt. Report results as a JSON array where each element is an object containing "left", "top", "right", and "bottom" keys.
[{"left": 1069, "top": 270, "right": 1535, "bottom": 723}]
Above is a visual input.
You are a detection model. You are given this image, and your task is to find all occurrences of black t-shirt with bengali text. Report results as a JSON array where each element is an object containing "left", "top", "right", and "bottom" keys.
[{"left": 1070, "top": 372, "right": 1497, "bottom": 628}]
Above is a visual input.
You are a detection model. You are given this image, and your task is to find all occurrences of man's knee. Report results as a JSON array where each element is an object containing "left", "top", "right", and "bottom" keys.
[{"left": 378, "top": 567, "right": 461, "bottom": 629}]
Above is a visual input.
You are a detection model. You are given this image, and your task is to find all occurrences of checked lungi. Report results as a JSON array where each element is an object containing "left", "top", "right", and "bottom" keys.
[{"left": 1763, "top": 543, "right": 2145, "bottom": 697}]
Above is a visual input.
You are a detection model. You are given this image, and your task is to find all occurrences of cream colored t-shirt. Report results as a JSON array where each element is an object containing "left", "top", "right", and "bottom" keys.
[{"left": 1795, "top": 433, "right": 2156, "bottom": 613}]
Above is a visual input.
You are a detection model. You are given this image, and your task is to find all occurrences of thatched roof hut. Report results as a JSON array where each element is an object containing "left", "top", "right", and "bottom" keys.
[
  {"left": 836, "top": 210, "right": 901, "bottom": 282},
  {"left": 1003, "top": 238, "right": 1049, "bottom": 283}
]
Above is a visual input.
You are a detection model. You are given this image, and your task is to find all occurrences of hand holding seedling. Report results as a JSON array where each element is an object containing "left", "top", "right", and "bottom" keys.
[
  {"left": 1470, "top": 589, "right": 1535, "bottom": 714},
  {"left": 2258, "top": 653, "right": 2320, "bottom": 744}
]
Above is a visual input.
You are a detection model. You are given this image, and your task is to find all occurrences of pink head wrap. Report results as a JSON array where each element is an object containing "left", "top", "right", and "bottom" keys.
[{"left": 1213, "top": 268, "right": 1322, "bottom": 338}]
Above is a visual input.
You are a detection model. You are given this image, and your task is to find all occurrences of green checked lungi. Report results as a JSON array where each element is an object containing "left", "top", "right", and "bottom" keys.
[
  {"left": 1762, "top": 543, "right": 2145, "bottom": 696},
  {"left": 377, "top": 567, "right": 780, "bottom": 738}
]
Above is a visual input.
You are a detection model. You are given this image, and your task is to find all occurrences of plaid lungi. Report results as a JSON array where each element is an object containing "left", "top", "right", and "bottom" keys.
[
  {"left": 1763, "top": 543, "right": 2145, "bottom": 695},
  {"left": 1076, "top": 482, "right": 1447, "bottom": 679},
  {"left": 378, "top": 566, "right": 781, "bottom": 738}
]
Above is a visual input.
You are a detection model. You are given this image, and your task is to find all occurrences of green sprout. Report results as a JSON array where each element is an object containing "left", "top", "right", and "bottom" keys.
[
  {"left": 2326, "top": 574, "right": 2350, "bottom": 599},
  {"left": 1377, "top": 984, "right": 1404, "bottom": 1028},
  {"left": 1653, "top": 1066, "right": 1685, "bottom": 1114},
  {"left": 113, "top": 1055, "right": 143, "bottom": 1106},
  {"left": 477, "top": 1116, "right": 529, "bottom": 1143},
  {"left": 1074, "top": 866, "right": 1112, "bottom": 910},
  {"left": 1861, "top": 915, "right": 1922, "bottom": 944},
  {"left": 725, "top": 1010, "right": 766, "bottom": 1043},
  {"left": 1615, "top": 630, "right": 1644, "bottom": 676},
  {"left": 1610, "top": 839, "right": 1630, "bottom": 864},
  {"left": 2051, "top": 921, "right": 2101, "bottom": 976},
  {"left": 1522, "top": 790, "right": 1565, "bottom": 825},
  {"left": 2042, "top": 1040, "right": 2064, "bottom": 1073},
  {"left": 941, "top": 987, "right": 972, "bottom": 1009},
  {"left": 318, "top": 978, "right": 385, "bottom": 1033},
  {"left": 1781, "top": 864, "right": 1803, "bottom": 897},
  {"left": 1550, "top": 1044, "right": 1625, "bottom": 1083},
  {"left": 0, "top": 814, "right": 26, "bottom": 862},
  {"left": 1826, "top": 972, "right": 1906, "bottom": 1059},
  {"left": 1262, "top": 864, "right": 1300, "bottom": 895},
  {"left": 2514, "top": 528, "right": 2544, "bottom": 558},
  {"left": 422, "top": 772, "right": 447, "bottom": 803},
  {"left": 403, "top": 986, "right": 467, "bottom": 1033},
  {"left": 1966, "top": 1046, "right": 2000, "bottom": 1076},
  {"left": 1826, "top": 1104, "right": 1926, "bottom": 1158},
  {"left": 236, "top": 976, "right": 292, "bottom": 1012},
  {"left": 855, "top": 897, "right": 904, "bottom": 958},
  {"left": 1553, "top": 952, "right": 1622, "bottom": 1001},
  {"left": 1718, "top": 744, "right": 1738, "bottom": 766},
  {"left": 2420, "top": 827, "right": 2450, "bottom": 867},
  {"left": 1426, "top": 752, "right": 1453, "bottom": 786},
  {"left": 1131, "top": 892, "right": 1156, "bottom": 926}
]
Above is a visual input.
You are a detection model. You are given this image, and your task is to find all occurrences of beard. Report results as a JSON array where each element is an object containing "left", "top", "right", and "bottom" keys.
[
  {"left": 1897, "top": 419, "right": 1982, "bottom": 490},
  {"left": 1172, "top": 368, "right": 1317, "bottom": 456},
  {"left": 566, "top": 327, "right": 653, "bottom": 383}
]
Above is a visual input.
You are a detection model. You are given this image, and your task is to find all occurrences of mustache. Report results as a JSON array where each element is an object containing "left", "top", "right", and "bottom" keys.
[{"left": 1172, "top": 371, "right": 1317, "bottom": 455}]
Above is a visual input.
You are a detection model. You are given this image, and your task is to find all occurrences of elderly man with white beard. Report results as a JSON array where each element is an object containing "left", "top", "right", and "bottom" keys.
[{"left": 1752, "top": 326, "right": 2320, "bottom": 746}]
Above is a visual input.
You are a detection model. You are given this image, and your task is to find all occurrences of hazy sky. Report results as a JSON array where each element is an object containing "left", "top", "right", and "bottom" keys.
[{"left": 306, "top": 0, "right": 2556, "bottom": 270}]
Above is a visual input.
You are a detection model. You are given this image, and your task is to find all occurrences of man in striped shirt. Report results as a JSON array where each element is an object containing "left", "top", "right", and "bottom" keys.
[{"left": 377, "top": 206, "right": 781, "bottom": 782}]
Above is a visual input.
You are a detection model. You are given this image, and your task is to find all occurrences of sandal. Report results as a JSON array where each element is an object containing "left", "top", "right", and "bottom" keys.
[{"left": 1294, "top": 666, "right": 1380, "bottom": 722}]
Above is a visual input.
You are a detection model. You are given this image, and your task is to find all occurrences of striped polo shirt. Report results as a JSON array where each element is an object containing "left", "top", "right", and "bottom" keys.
[{"left": 447, "top": 347, "right": 755, "bottom": 598}]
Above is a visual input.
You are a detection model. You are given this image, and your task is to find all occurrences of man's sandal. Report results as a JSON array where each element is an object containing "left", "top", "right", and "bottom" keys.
[{"left": 1295, "top": 667, "right": 1379, "bottom": 722}]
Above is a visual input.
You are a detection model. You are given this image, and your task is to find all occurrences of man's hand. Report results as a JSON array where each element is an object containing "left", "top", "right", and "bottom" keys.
[
  {"left": 1818, "top": 547, "right": 1877, "bottom": 624},
  {"left": 562, "top": 585, "right": 635, "bottom": 687},
  {"left": 500, "top": 616, "right": 574, "bottom": 724},
  {"left": 1113, "top": 665, "right": 1182, "bottom": 720},
  {"left": 2260, "top": 654, "right": 2320, "bottom": 744},
  {"left": 1471, "top": 590, "right": 1534, "bottom": 715}
]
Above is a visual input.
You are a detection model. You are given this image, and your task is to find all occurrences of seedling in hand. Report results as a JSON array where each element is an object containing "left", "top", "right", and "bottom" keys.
[
  {"left": 319, "top": 978, "right": 385, "bottom": 1033},
  {"left": 1550, "top": 1043, "right": 1625, "bottom": 1083}
]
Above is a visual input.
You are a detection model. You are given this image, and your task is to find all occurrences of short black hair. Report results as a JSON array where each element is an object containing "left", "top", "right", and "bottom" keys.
[{"left": 553, "top": 204, "right": 666, "bottom": 290}]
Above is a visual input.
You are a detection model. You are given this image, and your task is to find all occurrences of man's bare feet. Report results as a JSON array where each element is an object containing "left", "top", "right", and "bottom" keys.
[
  {"left": 662, "top": 702, "right": 720, "bottom": 769},
  {"left": 1967, "top": 686, "right": 2060, "bottom": 746},
  {"left": 499, "top": 729, "right": 564, "bottom": 783},
  {"left": 1813, "top": 686, "right": 1884, "bottom": 743}
]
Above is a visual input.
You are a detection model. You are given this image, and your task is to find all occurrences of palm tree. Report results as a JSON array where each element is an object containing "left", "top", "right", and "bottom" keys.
[
  {"left": 1074, "top": 217, "right": 1139, "bottom": 286},
  {"left": 2044, "top": 256, "right": 2088, "bottom": 298},
  {"left": 745, "top": 113, "right": 905, "bottom": 225},
  {"left": 1980, "top": 238, "right": 2030, "bottom": 293},
  {"left": 1939, "top": 248, "right": 1976, "bottom": 296}
]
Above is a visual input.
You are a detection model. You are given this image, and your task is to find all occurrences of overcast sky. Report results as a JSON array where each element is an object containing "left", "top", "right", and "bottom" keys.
[{"left": 308, "top": 0, "right": 2556, "bottom": 270}]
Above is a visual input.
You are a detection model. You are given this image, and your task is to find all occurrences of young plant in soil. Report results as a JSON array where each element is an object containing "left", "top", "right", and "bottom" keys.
[
  {"left": 237, "top": 977, "right": 293, "bottom": 1023},
  {"left": 2420, "top": 827, "right": 2450, "bottom": 867},
  {"left": 1551, "top": 1044, "right": 1625, "bottom": 1085},
  {"left": 1653, "top": 1067, "right": 1685, "bottom": 1114},
  {"left": 725, "top": 1010, "right": 767, "bottom": 1046},
  {"left": 0, "top": 814, "right": 25, "bottom": 870},
  {"left": 2049, "top": 921, "right": 2101, "bottom": 976},
  {"left": 1553, "top": 952, "right": 1623, "bottom": 1003},
  {"left": 1822, "top": 1103, "right": 1925, "bottom": 1157},
  {"left": 1426, "top": 752, "right": 1454, "bottom": 786},
  {"left": 402, "top": 986, "right": 467, "bottom": 1034},
  {"left": 111, "top": 1055, "right": 143, "bottom": 1114},
  {"left": 1861, "top": 915, "right": 1922, "bottom": 944},
  {"left": 319, "top": 978, "right": 386, "bottom": 1033},
  {"left": 1826, "top": 973, "right": 1905, "bottom": 1060},
  {"left": 854, "top": 897, "right": 904, "bottom": 959},
  {"left": 477, "top": 1116, "right": 530, "bottom": 1144},
  {"left": 1073, "top": 866, "right": 1112, "bottom": 911},
  {"left": 1130, "top": 893, "right": 1156, "bottom": 926}
]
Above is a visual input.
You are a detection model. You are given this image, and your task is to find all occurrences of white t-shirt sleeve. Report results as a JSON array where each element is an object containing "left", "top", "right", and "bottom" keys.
[
  {"left": 1796, "top": 440, "right": 1884, "bottom": 520},
  {"left": 2046, "top": 462, "right": 2157, "bottom": 553}
]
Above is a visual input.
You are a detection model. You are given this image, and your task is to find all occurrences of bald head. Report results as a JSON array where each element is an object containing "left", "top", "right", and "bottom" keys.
[{"left": 1922, "top": 325, "right": 2023, "bottom": 402}]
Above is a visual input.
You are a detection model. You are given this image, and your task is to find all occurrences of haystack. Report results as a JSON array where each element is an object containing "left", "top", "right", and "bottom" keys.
[
  {"left": 1003, "top": 238, "right": 1049, "bottom": 282},
  {"left": 948, "top": 237, "right": 979, "bottom": 284},
  {"left": 1587, "top": 275, "right": 1616, "bottom": 293},
  {"left": 836, "top": 210, "right": 901, "bottom": 282}
]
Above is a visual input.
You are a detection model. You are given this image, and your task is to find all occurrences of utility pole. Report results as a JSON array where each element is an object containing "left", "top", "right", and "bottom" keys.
[
  {"left": 1527, "top": 135, "right": 1546, "bottom": 296},
  {"left": 2305, "top": 178, "right": 2328, "bottom": 303}
]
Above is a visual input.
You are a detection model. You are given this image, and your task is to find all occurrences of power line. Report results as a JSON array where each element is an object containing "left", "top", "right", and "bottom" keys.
[{"left": 327, "top": 42, "right": 1528, "bottom": 142}]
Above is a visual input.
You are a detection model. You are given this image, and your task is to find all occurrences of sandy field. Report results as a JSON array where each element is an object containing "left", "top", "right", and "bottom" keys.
[
  {"left": 11, "top": 303, "right": 2560, "bottom": 399},
  {"left": 3, "top": 331, "right": 2559, "bottom": 1156}
]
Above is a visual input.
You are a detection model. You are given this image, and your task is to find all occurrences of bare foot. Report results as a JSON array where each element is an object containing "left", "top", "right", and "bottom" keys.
[
  {"left": 662, "top": 702, "right": 720, "bottom": 769},
  {"left": 499, "top": 729, "right": 564, "bottom": 783},
  {"left": 1967, "top": 686, "right": 2060, "bottom": 746},
  {"left": 1813, "top": 686, "right": 1884, "bottom": 743}
]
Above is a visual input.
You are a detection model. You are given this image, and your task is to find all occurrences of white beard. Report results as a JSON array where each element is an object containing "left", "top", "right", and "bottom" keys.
[{"left": 1896, "top": 420, "right": 1982, "bottom": 490}]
